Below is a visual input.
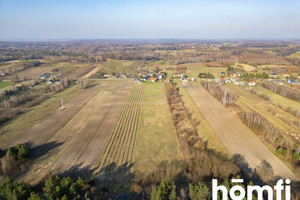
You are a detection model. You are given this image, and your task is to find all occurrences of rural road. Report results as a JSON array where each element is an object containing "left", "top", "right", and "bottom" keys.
[{"left": 185, "top": 83, "right": 297, "bottom": 180}]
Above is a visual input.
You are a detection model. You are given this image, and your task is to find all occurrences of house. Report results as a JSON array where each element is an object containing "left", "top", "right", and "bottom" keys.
[
  {"left": 248, "top": 81, "right": 256, "bottom": 86},
  {"left": 158, "top": 74, "right": 163, "bottom": 79},
  {"left": 134, "top": 79, "right": 141, "bottom": 82},
  {"left": 225, "top": 80, "right": 231, "bottom": 83},
  {"left": 165, "top": 78, "right": 171, "bottom": 83},
  {"left": 234, "top": 81, "right": 239, "bottom": 85},
  {"left": 282, "top": 73, "right": 290, "bottom": 77},
  {"left": 57, "top": 73, "right": 62, "bottom": 77},
  {"left": 220, "top": 72, "right": 226, "bottom": 76},
  {"left": 231, "top": 78, "right": 236, "bottom": 82},
  {"left": 150, "top": 77, "right": 157, "bottom": 82},
  {"left": 269, "top": 73, "right": 277, "bottom": 77},
  {"left": 239, "top": 82, "right": 245, "bottom": 86},
  {"left": 182, "top": 79, "right": 188, "bottom": 83},
  {"left": 104, "top": 74, "right": 111, "bottom": 78}
]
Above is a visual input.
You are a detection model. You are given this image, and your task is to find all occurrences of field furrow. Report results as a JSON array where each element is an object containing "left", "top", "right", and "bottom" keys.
[{"left": 97, "top": 86, "right": 144, "bottom": 171}]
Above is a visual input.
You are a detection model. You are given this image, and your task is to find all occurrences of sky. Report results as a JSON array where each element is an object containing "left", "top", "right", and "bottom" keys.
[{"left": 0, "top": 0, "right": 300, "bottom": 41}]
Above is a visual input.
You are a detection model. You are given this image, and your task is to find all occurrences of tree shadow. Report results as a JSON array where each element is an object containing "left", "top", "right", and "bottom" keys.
[
  {"left": 56, "top": 162, "right": 97, "bottom": 180},
  {"left": 85, "top": 83, "right": 99, "bottom": 89},
  {"left": 28, "top": 141, "right": 64, "bottom": 160},
  {"left": 233, "top": 154, "right": 263, "bottom": 185}
]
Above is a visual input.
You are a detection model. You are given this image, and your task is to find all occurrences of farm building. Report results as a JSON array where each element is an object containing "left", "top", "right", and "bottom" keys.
[
  {"left": 151, "top": 77, "right": 157, "bottom": 82},
  {"left": 165, "top": 78, "right": 171, "bottom": 83},
  {"left": 282, "top": 73, "right": 290, "bottom": 77},
  {"left": 248, "top": 81, "right": 256, "bottom": 86}
]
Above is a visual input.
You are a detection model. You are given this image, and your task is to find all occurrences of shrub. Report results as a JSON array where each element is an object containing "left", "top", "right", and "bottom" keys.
[
  {"left": 151, "top": 179, "right": 176, "bottom": 200},
  {"left": 189, "top": 182, "right": 209, "bottom": 200},
  {"left": 0, "top": 177, "right": 32, "bottom": 200}
]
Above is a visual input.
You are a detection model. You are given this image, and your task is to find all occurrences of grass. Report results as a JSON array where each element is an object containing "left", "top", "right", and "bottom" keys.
[
  {"left": 98, "top": 86, "right": 144, "bottom": 169},
  {"left": 286, "top": 52, "right": 300, "bottom": 59},
  {"left": 253, "top": 85, "right": 300, "bottom": 111},
  {"left": 234, "top": 63, "right": 257, "bottom": 72},
  {"left": 177, "top": 81, "right": 229, "bottom": 156},
  {"left": 98, "top": 60, "right": 142, "bottom": 74},
  {"left": 222, "top": 84, "right": 299, "bottom": 145},
  {"left": 133, "top": 83, "right": 182, "bottom": 173},
  {"left": 24, "top": 88, "right": 111, "bottom": 184},
  {"left": 0, "top": 85, "right": 81, "bottom": 148},
  {"left": 0, "top": 80, "right": 12, "bottom": 89},
  {"left": 183, "top": 63, "right": 227, "bottom": 78}
]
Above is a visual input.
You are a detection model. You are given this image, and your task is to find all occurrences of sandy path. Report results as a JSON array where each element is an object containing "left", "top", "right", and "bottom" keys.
[
  {"left": 185, "top": 83, "right": 297, "bottom": 180},
  {"left": 51, "top": 81, "right": 131, "bottom": 175}
]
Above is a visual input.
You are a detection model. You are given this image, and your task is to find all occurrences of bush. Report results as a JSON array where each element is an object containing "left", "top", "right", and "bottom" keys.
[
  {"left": 151, "top": 179, "right": 176, "bottom": 200},
  {"left": 189, "top": 182, "right": 209, "bottom": 200},
  {"left": 0, "top": 177, "right": 32, "bottom": 200},
  {"left": 43, "top": 176, "right": 85, "bottom": 200},
  {"left": 16, "top": 144, "right": 31, "bottom": 160},
  {"left": 292, "top": 152, "right": 300, "bottom": 161},
  {"left": 276, "top": 147, "right": 287, "bottom": 156}
]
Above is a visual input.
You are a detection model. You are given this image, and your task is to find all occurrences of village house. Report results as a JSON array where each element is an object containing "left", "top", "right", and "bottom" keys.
[
  {"left": 150, "top": 77, "right": 157, "bottom": 82},
  {"left": 282, "top": 73, "right": 290, "bottom": 77},
  {"left": 269, "top": 73, "right": 277, "bottom": 78},
  {"left": 248, "top": 81, "right": 256, "bottom": 86}
]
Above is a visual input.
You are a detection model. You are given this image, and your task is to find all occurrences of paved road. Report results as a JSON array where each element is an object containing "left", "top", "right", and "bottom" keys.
[{"left": 185, "top": 83, "right": 297, "bottom": 180}]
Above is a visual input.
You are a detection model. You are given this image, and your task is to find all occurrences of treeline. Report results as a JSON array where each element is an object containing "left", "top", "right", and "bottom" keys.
[
  {"left": 0, "top": 144, "right": 31, "bottom": 176},
  {"left": 0, "top": 61, "right": 42, "bottom": 77},
  {"left": 0, "top": 176, "right": 91, "bottom": 200},
  {"left": 103, "top": 52, "right": 161, "bottom": 61},
  {"left": 240, "top": 72, "right": 269, "bottom": 80},
  {"left": 200, "top": 82, "right": 238, "bottom": 104},
  {"left": 0, "top": 49, "right": 99, "bottom": 63},
  {"left": 261, "top": 81, "right": 300, "bottom": 102},
  {"left": 198, "top": 72, "right": 214, "bottom": 78},
  {"left": 0, "top": 79, "right": 75, "bottom": 125},
  {"left": 200, "top": 82, "right": 300, "bottom": 176},
  {"left": 240, "top": 111, "right": 300, "bottom": 170},
  {"left": 150, "top": 175, "right": 259, "bottom": 200}
]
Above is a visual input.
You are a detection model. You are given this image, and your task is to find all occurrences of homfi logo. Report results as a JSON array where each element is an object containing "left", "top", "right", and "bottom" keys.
[{"left": 212, "top": 179, "right": 291, "bottom": 200}]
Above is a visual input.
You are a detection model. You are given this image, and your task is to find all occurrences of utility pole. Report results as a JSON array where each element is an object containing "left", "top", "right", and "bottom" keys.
[
  {"left": 223, "top": 92, "right": 227, "bottom": 106},
  {"left": 61, "top": 97, "right": 64, "bottom": 109}
]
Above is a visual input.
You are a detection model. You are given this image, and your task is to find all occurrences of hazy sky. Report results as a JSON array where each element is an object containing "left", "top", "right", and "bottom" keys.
[{"left": 0, "top": 0, "right": 300, "bottom": 40}]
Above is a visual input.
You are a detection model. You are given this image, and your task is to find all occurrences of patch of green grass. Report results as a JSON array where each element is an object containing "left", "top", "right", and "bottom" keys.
[
  {"left": 254, "top": 86, "right": 300, "bottom": 111},
  {"left": 133, "top": 83, "right": 182, "bottom": 173},
  {"left": 182, "top": 63, "right": 227, "bottom": 78},
  {"left": 0, "top": 81, "right": 11, "bottom": 89},
  {"left": 18, "top": 59, "right": 33, "bottom": 62},
  {"left": 0, "top": 85, "right": 81, "bottom": 148}
]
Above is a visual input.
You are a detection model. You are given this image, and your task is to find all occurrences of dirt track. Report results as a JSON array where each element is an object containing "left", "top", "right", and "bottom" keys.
[{"left": 185, "top": 83, "right": 297, "bottom": 180}]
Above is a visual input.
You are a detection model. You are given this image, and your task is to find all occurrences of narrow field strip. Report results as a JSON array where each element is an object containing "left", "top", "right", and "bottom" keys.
[
  {"left": 97, "top": 85, "right": 144, "bottom": 171},
  {"left": 50, "top": 81, "right": 131, "bottom": 175}
]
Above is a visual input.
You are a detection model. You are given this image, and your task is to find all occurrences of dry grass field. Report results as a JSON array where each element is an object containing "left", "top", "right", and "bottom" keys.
[
  {"left": 185, "top": 83, "right": 296, "bottom": 180},
  {"left": 133, "top": 83, "right": 182, "bottom": 174},
  {"left": 222, "top": 84, "right": 299, "bottom": 141}
]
